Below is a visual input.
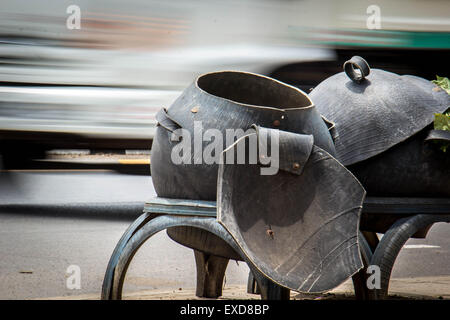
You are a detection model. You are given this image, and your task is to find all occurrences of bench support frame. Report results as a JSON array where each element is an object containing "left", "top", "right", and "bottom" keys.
[{"left": 101, "top": 197, "right": 450, "bottom": 300}]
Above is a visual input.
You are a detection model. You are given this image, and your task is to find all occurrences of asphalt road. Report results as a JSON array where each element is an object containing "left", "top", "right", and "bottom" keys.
[
  {"left": 0, "top": 170, "right": 448, "bottom": 299},
  {"left": 0, "top": 170, "right": 249, "bottom": 299}
]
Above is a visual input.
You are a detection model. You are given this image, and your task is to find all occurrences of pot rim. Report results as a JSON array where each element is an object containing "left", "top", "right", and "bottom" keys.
[{"left": 195, "top": 70, "right": 315, "bottom": 112}]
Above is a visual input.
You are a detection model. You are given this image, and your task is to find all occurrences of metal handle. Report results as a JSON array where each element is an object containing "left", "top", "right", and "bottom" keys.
[
  {"left": 344, "top": 56, "right": 370, "bottom": 82},
  {"left": 425, "top": 129, "right": 450, "bottom": 143},
  {"left": 155, "top": 108, "right": 183, "bottom": 141}
]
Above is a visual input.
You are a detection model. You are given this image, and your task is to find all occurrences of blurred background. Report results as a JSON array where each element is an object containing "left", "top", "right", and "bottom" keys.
[
  {"left": 0, "top": 0, "right": 449, "bottom": 168},
  {"left": 1, "top": 0, "right": 450, "bottom": 300}
]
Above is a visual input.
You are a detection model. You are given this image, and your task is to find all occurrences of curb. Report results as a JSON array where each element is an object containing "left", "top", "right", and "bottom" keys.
[{"left": 0, "top": 202, "right": 144, "bottom": 220}]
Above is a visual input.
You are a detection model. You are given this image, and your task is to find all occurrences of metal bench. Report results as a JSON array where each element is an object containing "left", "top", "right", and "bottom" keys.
[{"left": 101, "top": 197, "right": 450, "bottom": 300}]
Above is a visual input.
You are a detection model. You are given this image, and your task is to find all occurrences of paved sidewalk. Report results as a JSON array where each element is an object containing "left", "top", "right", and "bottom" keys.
[{"left": 43, "top": 276, "right": 450, "bottom": 300}]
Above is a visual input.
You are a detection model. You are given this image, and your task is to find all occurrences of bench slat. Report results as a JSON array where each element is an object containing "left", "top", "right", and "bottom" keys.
[
  {"left": 144, "top": 198, "right": 216, "bottom": 217},
  {"left": 144, "top": 197, "right": 450, "bottom": 217}
]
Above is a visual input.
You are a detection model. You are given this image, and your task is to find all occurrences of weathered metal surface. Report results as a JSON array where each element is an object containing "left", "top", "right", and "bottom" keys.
[
  {"left": 311, "top": 57, "right": 450, "bottom": 197},
  {"left": 217, "top": 128, "right": 366, "bottom": 293},
  {"left": 151, "top": 70, "right": 335, "bottom": 200},
  {"left": 310, "top": 57, "right": 449, "bottom": 166},
  {"left": 348, "top": 128, "right": 450, "bottom": 197}
]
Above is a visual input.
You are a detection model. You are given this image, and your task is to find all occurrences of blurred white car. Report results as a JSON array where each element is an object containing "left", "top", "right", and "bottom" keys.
[
  {"left": 1, "top": 0, "right": 448, "bottom": 158},
  {"left": 0, "top": 0, "right": 333, "bottom": 156}
]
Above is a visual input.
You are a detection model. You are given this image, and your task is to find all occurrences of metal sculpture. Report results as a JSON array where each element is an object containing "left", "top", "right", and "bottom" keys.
[
  {"left": 311, "top": 56, "right": 450, "bottom": 196},
  {"left": 151, "top": 71, "right": 335, "bottom": 200}
]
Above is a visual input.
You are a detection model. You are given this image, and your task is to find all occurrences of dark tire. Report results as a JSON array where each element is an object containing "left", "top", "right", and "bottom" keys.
[
  {"left": 359, "top": 231, "right": 374, "bottom": 265},
  {"left": 351, "top": 231, "right": 374, "bottom": 300},
  {"left": 370, "top": 214, "right": 450, "bottom": 299}
]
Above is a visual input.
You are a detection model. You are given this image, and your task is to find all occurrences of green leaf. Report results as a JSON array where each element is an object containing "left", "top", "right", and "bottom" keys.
[
  {"left": 434, "top": 113, "right": 450, "bottom": 131},
  {"left": 432, "top": 75, "right": 450, "bottom": 94},
  {"left": 433, "top": 111, "right": 450, "bottom": 152}
]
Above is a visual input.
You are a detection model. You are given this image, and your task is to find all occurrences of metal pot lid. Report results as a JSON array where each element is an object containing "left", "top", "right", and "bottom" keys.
[{"left": 310, "top": 56, "right": 449, "bottom": 165}]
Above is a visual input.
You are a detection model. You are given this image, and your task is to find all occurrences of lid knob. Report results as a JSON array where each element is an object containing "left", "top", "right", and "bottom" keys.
[{"left": 344, "top": 56, "right": 370, "bottom": 82}]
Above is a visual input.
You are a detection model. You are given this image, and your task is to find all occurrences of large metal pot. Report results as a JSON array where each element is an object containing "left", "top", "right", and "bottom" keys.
[
  {"left": 311, "top": 56, "right": 450, "bottom": 197},
  {"left": 151, "top": 70, "right": 335, "bottom": 200},
  {"left": 154, "top": 71, "right": 337, "bottom": 264}
]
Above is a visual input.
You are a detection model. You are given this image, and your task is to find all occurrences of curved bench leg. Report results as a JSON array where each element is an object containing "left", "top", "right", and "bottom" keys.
[
  {"left": 101, "top": 211, "right": 156, "bottom": 300},
  {"left": 368, "top": 214, "right": 450, "bottom": 300},
  {"left": 246, "top": 270, "right": 290, "bottom": 300},
  {"left": 194, "top": 250, "right": 229, "bottom": 298},
  {"left": 351, "top": 231, "right": 375, "bottom": 300},
  {"left": 247, "top": 270, "right": 260, "bottom": 295},
  {"left": 103, "top": 215, "right": 264, "bottom": 300},
  {"left": 248, "top": 267, "right": 290, "bottom": 300}
]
